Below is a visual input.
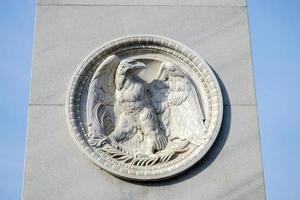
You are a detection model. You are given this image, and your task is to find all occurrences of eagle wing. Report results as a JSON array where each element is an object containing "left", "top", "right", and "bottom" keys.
[
  {"left": 150, "top": 62, "right": 207, "bottom": 146},
  {"left": 86, "top": 55, "right": 120, "bottom": 140}
]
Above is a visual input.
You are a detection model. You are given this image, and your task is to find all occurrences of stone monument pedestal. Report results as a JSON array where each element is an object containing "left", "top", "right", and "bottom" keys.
[{"left": 23, "top": 1, "right": 265, "bottom": 199}]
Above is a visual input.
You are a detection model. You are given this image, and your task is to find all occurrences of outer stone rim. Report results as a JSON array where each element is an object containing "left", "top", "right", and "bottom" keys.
[{"left": 66, "top": 35, "right": 223, "bottom": 181}]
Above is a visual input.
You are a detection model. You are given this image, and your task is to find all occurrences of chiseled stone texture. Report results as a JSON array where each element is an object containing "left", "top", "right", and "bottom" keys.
[{"left": 23, "top": 1, "right": 265, "bottom": 200}]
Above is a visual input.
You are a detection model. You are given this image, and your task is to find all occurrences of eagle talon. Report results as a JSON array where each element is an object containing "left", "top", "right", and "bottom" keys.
[
  {"left": 88, "top": 136, "right": 109, "bottom": 148},
  {"left": 136, "top": 154, "right": 148, "bottom": 158},
  {"left": 136, "top": 153, "right": 158, "bottom": 159},
  {"left": 108, "top": 136, "right": 119, "bottom": 148},
  {"left": 148, "top": 154, "right": 159, "bottom": 159}
]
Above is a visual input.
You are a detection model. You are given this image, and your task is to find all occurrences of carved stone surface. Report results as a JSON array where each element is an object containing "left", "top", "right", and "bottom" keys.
[
  {"left": 66, "top": 35, "right": 223, "bottom": 180},
  {"left": 24, "top": 2, "right": 265, "bottom": 199}
]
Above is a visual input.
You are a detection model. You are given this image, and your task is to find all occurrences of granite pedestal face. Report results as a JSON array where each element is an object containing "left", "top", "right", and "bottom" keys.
[{"left": 23, "top": 0, "right": 265, "bottom": 199}]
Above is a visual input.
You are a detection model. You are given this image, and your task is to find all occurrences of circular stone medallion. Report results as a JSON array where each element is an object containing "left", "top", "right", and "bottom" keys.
[{"left": 66, "top": 35, "right": 223, "bottom": 180}]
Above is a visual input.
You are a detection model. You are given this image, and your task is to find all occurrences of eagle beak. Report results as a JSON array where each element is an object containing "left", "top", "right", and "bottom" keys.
[{"left": 130, "top": 61, "right": 146, "bottom": 71}]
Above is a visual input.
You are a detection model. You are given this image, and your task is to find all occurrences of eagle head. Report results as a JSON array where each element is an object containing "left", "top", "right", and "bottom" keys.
[
  {"left": 117, "top": 59, "right": 146, "bottom": 76},
  {"left": 115, "top": 59, "right": 146, "bottom": 90}
]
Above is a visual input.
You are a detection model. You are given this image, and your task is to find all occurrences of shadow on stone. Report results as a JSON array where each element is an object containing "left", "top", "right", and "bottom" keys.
[{"left": 123, "top": 63, "right": 231, "bottom": 186}]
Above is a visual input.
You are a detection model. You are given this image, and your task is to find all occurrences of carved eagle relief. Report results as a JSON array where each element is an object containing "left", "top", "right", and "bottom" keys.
[
  {"left": 67, "top": 35, "right": 223, "bottom": 179},
  {"left": 86, "top": 55, "right": 207, "bottom": 165}
]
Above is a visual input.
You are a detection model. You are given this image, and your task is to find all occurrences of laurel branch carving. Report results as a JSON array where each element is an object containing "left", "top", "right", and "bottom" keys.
[{"left": 100, "top": 144, "right": 188, "bottom": 167}]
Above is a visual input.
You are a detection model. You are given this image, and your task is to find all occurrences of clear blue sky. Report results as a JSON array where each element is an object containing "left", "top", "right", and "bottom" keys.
[{"left": 0, "top": 0, "right": 299, "bottom": 199}]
